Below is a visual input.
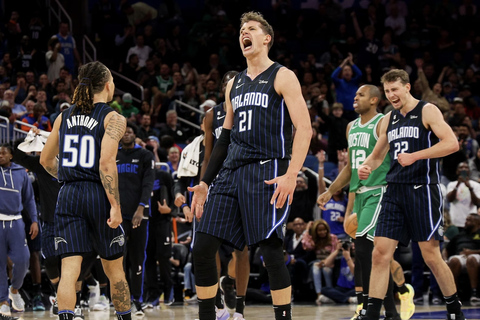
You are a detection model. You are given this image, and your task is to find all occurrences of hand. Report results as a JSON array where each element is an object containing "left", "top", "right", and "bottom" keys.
[
  {"left": 415, "top": 58, "right": 424, "bottom": 69},
  {"left": 29, "top": 222, "right": 39, "bottom": 240},
  {"left": 31, "top": 127, "right": 41, "bottom": 135},
  {"left": 316, "top": 150, "right": 326, "bottom": 164},
  {"left": 336, "top": 216, "right": 344, "bottom": 223},
  {"left": 317, "top": 190, "right": 333, "bottom": 210},
  {"left": 397, "top": 153, "right": 417, "bottom": 167},
  {"left": 347, "top": 52, "right": 353, "bottom": 64},
  {"left": 358, "top": 164, "right": 372, "bottom": 180},
  {"left": 265, "top": 172, "right": 296, "bottom": 209},
  {"left": 174, "top": 193, "right": 186, "bottom": 208},
  {"left": 132, "top": 206, "right": 144, "bottom": 228},
  {"left": 317, "top": 260, "right": 326, "bottom": 268},
  {"left": 183, "top": 206, "right": 194, "bottom": 223},
  {"left": 187, "top": 182, "right": 209, "bottom": 222},
  {"left": 157, "top": 199, "right": 171, "bottom": 214},
  {"left": 342, "top": 247, "right": 351, "bottom": 259},
  {"left": 107, "top": 206, "right": 123, "bottom": 229}
]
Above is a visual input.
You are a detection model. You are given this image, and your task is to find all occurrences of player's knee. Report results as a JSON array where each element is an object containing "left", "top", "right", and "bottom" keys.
[
  {"left": 466, "top": 255, "right": 478, "bottom": 267},
  {"left": 259, "top": 237, "right": 290, "bottom": 291},
  {"left": 192, "top": 233, "right": 222, "bottom": 287},
  {"left": 372, "top": 246, "right": 390, "bottom": 265}
]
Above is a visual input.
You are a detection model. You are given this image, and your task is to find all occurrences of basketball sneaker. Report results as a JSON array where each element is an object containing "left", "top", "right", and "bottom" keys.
[
  {"left": 0, "top": 304, "right": 11, "bottom": 316},
  {"left": 93, "top": 295, "right": 109, "bottom": 311},
  {"left": 447, "top": 312, "right": 466, "bottom": 320},
  {"left": 220, "top": 276, "right": 236, "bottom": 310},
  {"left": 8, "top": 288, "right": 24, "bottom": 312},
  {"left": 398, "top": 283, "right": 415, "bottom": 320},
  {"left": 74, "top": 306, "right": 85, "bottom": 320},
  {"left": 350, "top": 304, "right": 363, "bottom": 320},
  {"left": 32, "top": 294, "right": 45, "bottom": 311},
  {"left": 232, "top": 312, "right": 245, "bottom": 320},
  {"left": 49, "top": 296, "right": 58, "bottom": 315},
  {"left": 132, "top": 300, "right": 144, "bottom": 317},
  {"left": 87, "top": 280, "right": 100, "bottom": 309},
  {"left": 215, "top": 306, "right": 230, "bottom": 320}
]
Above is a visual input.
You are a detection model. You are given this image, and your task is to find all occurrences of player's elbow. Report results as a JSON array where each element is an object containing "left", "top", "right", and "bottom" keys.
[{"left": 448, "top": 138, "right": 460, "bottom": 153}]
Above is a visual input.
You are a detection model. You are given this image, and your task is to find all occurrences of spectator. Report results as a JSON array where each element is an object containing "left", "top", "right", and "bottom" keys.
[
  {"left": 415, "top": 59, "right": 450, "bottom": 113},
  {"left": 121, "top": 92, "right": 139, "bottom": 121},
  {"left": 21, "top": 103, "right": 52, "bottom": 132},
  {"left": 302, "top": 219, "right": 338, "bottom": 305},
  {"left": 158, "top": 110, "right": 189, "bottom": 144},
  {"left": 384, "top": 4, "right": 406, "bottom": 37},
  {"left": 121, "top": 1, "right": 158, "bottom": 30},
  {"left": 117, "top": 122, "right": 155, "bottom": 316},
  {"left": 0, "top": 143, "right": 38, "bottom": 315},
  {"left": 52, "top": 21, "right": 82, "bottom": 75},
  {"left": 2, "top": 89, "right": 26, "bottom": 119},
  {"left": 457, "top": 123, "right": 479, "bottom": 160},
  {"left": 469, "top": 148, "right": 480, "bottom": 183},
  {"left": 166, "top": 146, "right": 180, "bottom": 173},
  {"left": 126, "top": 34, "right": 152, "bottom": 68},
  {"left": 146, "top": 135, "right": 168, "bottom": 163},
  {"left": 446, "top": 162, "right": 480, "bottom": 229},
  {"left": 287, "top": 169, "right": 318, "bottom": 229},
  {"left": 317, "top": 102, "right": 349, "bottom": 164},
  {"left": 284, "top": 217, "right": 314, "bottom": 300},
  {"left": 444, "top": 213, "right": 480, "bottom": 305},
  {"left": 136, "top": 114, "right": 159, "bottom": 141},
  {"left": 121, "top": 53, "right": 141, "bottom": 81},
  {"left": 319, "top": 241, "right": 356, "bottom": 305},
  {"left": 331, "top": 53, "right": 362, "bottom": 121}
]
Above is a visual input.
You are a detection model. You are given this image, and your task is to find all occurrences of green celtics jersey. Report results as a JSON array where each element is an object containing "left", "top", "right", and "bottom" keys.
[{"left": 348, "top": 113, "right": 390, "bottom": 193}]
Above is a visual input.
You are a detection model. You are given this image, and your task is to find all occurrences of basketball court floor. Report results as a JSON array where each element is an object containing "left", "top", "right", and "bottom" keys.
[{"left": 9, "top": 303, "right": 480, "bottom": 319}]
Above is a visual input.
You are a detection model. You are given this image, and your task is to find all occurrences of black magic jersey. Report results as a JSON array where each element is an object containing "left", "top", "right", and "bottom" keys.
[
  {"left": 224, "top": 62, "right": 293, "bottom": 169},
  {"left": 386, "top": 100, "right": 440, "bottom": 184},
  {"left": 58, "top": 103, "right": 114, "bottom": 182}
]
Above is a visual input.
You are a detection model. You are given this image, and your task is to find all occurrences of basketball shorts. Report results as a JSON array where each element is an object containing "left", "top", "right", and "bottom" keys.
[
  {"left": 197, "top": 159, "right": 290, "bottom": 250},
  {"left": 54, "top": 181, "right": 126, "bottom": 259},
  {"left": 41, "top": 221, "right": 56, "bottom": 259},
  {"left": 375, "top": 183, "right": 443, "bottom": 246},
  {"left": 353, "top": 186, "right": 386, "bottom": 241}
]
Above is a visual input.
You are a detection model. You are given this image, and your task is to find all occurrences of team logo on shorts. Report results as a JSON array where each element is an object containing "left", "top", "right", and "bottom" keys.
[
  {"left": 110, "top": 234, "right": 125, "bottom": 247},
  {"left": 54, "top": 237, "right": 68, "bottom": 250},
  {"left": 437, "top": 226, "right": 444, "bottom": 237}
]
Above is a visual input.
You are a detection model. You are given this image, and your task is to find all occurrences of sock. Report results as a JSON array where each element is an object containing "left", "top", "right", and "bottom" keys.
[
  {"left": 273, "top": 303, "right": 291, "bottom": 320},
  {"left": 116, "top": 310, "right": 132, "bottom": 320},
  {"left": 198, "top": 296, "right": 216, "bottom": 320},
  {"left": 444, "top": 293, "right": 462, "bottom": 315},
  {"left": 52, "top": 282, "right": 59, "bottom": 294},
  {"left": 472, "top": 288, "right": 478, "bottom": 297},
  {"left": 397, "top": 283, "right": 409, "bottom": 295},
  {"left": 58, "top": 310, "right": 74, "bottom": 320},
  {"left": 235, "top": 296, "right": 245, "bottom": 315},
  {"left": 215, "top": 288, "right": 224, "bottom": 309},
  {"left": 32, "top": 283, "right": 41, "bottom": 295},
  {"left": 384, "top": 276, "right": 399, "bottom": 317},
  {"left": 365, "top": 297, "right": 383, "bottom": 320},
  {"left": 355, "top": 291, "right": 363, "bottom": 305},
  {"left": 100, "top": 285, "right": 108, "bottom": 296},
  {"left": 362, "top": 294, "right": 369, "bottom": 311},
  {"left": 76, "top": 291, "right": 81, "bottom": 307}
]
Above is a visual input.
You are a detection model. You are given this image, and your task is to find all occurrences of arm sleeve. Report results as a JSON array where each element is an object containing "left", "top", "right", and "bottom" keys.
[
  {"left": 139, "top": 151, "right": 155, "bottom": 207},
  {"left": 201, "top": 128, "right": 231, "bottom": 185},
  {"left": 22, "top": 172, "right": 38, "bottom": 223}
]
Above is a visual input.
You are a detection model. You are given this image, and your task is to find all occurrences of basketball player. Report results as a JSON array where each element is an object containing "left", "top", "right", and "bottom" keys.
[
  {"left": 358, "top": 69, "right": 464, "bottom": 320},
  {"left": 40, "top": 61, "right": 132, "bottom": 320},
  {"left": 317, "top": 85, "right": 413, "bottom": 320},
  {"left": 187, "top": 11, "right": 311, "bottom": 320},
  {"left": 202, "top": 70, "right": 250, "bottom": 319}
]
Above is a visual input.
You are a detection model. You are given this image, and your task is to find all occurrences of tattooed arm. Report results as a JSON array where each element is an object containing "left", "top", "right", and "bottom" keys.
[
  {"left": 40, "top": 114, "right": 61, "bottom": 178},
  {"left": 100, "top": 112, "right": 126, "bottom": 229}
]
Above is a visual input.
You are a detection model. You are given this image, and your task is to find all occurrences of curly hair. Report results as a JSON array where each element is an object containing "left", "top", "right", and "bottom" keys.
[
  {"left": 71, "top": 61, "right": 110, "bottom": 114},
  {"left": 240, "top": 11, "right": 274, "bottom": 50}
]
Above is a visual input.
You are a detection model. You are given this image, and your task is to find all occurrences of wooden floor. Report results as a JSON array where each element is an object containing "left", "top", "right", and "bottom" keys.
[{"left": 9, "top": 303, "right": 480, "bottom": 320}]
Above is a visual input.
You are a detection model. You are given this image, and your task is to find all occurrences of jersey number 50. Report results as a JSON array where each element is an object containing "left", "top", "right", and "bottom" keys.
[{"left": 62, "top": 135, "right": 95, "bottom": 168}]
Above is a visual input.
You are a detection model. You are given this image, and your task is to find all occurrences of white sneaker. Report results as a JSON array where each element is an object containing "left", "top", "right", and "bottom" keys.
[
  {"left": 216, "top": 306, "right": 230, "bottom": 320},
  {"left": 232, "top": 312, "right": 245, "bottom": 320},
  {"left": 93, "top": 295, "right": 109, "bottom": 311},
  {"left": 8, "top": 287, "right": 24, "bottom": 312},
  {"left": 87, "top": 280, "right": 100, "bottom": 309},
  {"left": 318, "top": 294, "right": 335, "bottom": 304},
  {"left": 74, "top": 306, "right": 85, "bottom": 320},
  {"left": 0, "top": 304, "right": 11, "bottom": 316}
]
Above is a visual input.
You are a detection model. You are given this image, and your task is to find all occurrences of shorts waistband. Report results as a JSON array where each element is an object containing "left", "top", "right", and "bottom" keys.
[{"left": 0, "top": 214, "right": 22, "bottom": 221}]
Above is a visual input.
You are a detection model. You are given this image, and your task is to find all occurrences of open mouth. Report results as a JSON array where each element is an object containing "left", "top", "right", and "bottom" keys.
[
  {"left": 391, "top": 98, "right": 400, "bottom": 104},
  {"left": 243, "top": 38, "right": 252, "bottom": 50}
]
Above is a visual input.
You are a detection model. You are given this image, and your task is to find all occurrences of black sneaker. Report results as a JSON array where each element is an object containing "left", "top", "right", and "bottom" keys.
[
  {"left": 132, "top": 300, "right": 144, "bottom": 317},
  {"left": 220, "top": 276, "right": 236, "bottom": 310},
  {"left": 0, "top": 314, "right": 18, "bottom": 320},
  {"left": 447, "top": 312, "right": 466, "bottom": 320},
  {"left": 384, "top": 314, "right": 401, "bottom": 320}
]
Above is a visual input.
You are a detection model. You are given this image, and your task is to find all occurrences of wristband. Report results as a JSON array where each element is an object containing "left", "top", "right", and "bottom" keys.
[
  {"left": 319, "top": 167, "right": 324, "bottom": 170},
  {"left": 180, "top": 203, "right": 188, "bottom": 209}
]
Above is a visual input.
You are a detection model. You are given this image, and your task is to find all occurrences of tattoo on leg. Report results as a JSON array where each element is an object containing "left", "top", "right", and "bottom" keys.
[{"left": 111, "top": 280, "right": 131, "bottom": 312}]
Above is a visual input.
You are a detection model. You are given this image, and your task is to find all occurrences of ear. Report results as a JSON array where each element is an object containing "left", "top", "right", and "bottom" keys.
[
  {"left": 264, "top": 34, "right": 271, "bottom": 46},
  {"left": 405, "top": 83, "right": 411, "bottom": 92}
]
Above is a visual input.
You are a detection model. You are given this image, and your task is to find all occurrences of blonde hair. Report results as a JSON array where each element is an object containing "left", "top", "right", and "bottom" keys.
[
  {"left": 381, "top": 69, "right": 410, "bottom": 85},
  {"left": 240, "top": 11, "right": 274, "bottom": 50}
]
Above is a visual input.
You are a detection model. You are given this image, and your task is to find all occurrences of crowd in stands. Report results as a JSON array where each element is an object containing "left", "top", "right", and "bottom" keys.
[{"left": 1, "top": 0, "right": 480, "bottom": 312}]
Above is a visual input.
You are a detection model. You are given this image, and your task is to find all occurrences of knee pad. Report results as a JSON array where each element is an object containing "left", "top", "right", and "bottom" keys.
[
  {"left": 44, "top": 256, "right": 60, "bottom": 280},
  {"left": 259, "top": 236, "right": 290, "bottom": 290},
  {"left": 192, "top": 232, "right": 222, "bottom": 287}
]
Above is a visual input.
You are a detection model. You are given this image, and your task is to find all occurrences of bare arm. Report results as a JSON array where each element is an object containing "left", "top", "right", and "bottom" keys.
[
  {"left": 100, "top": 112, "right": 126, "bottom": 228},
  {"left": 265, "top": 67, "right": 312, "bottom": 208},
  {"left": 39, "top": 114, "right": 61, "bottom": 178},
  {"left": 397, "top": 104, "right": 458, "bottom": 167}
]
